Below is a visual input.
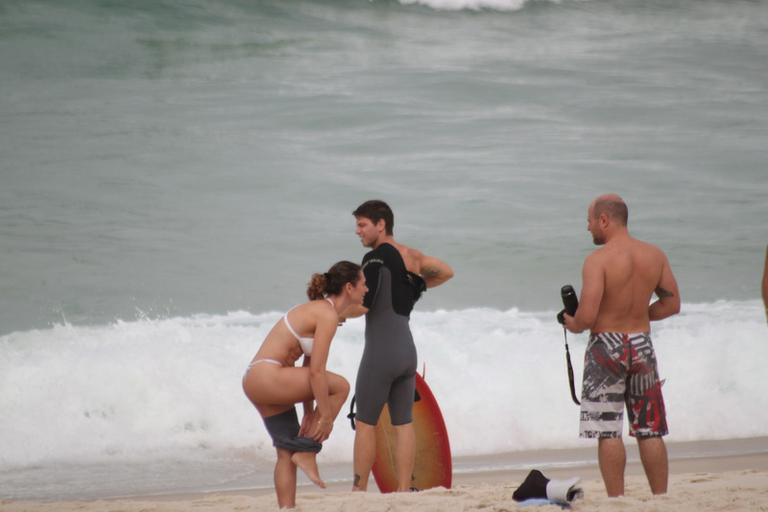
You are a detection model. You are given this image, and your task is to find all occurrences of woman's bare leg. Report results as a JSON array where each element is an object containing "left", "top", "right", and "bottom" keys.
[
  {"left": 245, "top": 367, "right": 348, "bottom": 415},
  {"left": 326, "top": 371, "right": 351, "bottom": 419},
  {"left": 245, "top": 368, "right": 351, "bottom": 496},
  {"left": 274, "top": 448, "right": 297, "bottom": 508},
  {"left": 288, "top": 372, "right": 347, "bottom": 488}
]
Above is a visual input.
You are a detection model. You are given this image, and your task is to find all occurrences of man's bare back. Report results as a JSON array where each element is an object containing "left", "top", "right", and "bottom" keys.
[
  {"left": 587, "top": 236, "right": 674, "bottom": 333},
  {"left": 565, "top": 194, "right": 680, "bottom": 334}
]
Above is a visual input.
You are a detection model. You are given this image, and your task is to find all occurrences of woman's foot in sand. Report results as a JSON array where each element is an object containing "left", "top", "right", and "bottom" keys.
[{"left": 291, "top": 452, "right": 326, "bottom": 488}]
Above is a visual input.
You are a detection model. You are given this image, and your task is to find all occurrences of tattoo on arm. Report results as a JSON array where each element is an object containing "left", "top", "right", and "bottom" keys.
[
  {"left": 655, "top": 286, "right": 674, "bottom": 299},
  {"left": 422, "top": 267, "right": 440, "bottom": 278}
]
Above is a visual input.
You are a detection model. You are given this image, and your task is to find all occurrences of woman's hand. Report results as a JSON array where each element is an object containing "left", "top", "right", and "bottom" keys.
[
  {"left": 299, "top": 409, "right": 316, "bottom": 437},
  {"left": 309, "top": 416, "right": 334, "bottom": 442}
]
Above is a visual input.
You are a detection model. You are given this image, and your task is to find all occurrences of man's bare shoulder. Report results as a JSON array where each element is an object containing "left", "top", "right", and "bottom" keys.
[
  {"left": 386, "top": 241, "right": 421, "bottom": 271},
  {"left": 633, "top": 238, "right": 668, "bottom": 261},
  {"left": 396, "top": 242, "right": 423, "bottom": 260},
  {"left": 585, "top": 246, "right": 609, "bottom": 266},
  {"left": 406, "top": 246, "right": 425, "bottom": 260}
]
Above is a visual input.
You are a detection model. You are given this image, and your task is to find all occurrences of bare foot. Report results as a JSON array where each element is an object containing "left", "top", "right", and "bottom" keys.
[{"left": 291, "top": 452, "right": 326, "bottom": 489}]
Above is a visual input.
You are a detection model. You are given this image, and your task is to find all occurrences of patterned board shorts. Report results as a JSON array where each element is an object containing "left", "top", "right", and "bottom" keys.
[{"left": 579, "top": 332, "right": 668, "bottom": 439}]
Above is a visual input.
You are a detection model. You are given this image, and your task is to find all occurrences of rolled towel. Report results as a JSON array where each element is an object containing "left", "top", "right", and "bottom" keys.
[{"left": 547, "top": 476, "right": 583, "bottom": 503}]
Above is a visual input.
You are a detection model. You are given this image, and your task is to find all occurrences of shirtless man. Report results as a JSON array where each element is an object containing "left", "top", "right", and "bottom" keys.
[
  {"left": 345, "top": 200, "right": 453, "bottom": 492},
  {"left": 563, "top": 194, "right": 680, "bottom": 497}
]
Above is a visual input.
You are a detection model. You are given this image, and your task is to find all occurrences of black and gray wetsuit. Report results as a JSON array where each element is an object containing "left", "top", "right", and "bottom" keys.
[{"left": 355, "top": 243, "right": 426, "bottom": 426}]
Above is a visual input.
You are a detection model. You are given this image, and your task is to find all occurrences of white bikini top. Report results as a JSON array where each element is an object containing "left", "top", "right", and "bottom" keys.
[{"left": 283, "top": 298, "right": 335, "bottom": 356}]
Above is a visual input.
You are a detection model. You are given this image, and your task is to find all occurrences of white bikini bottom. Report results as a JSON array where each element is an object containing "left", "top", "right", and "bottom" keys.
[
  {"left": 243, "top": 358, "right": 283, "bottom": 384},
  {"left": 248, "top": 358, "right": 282, "bottom": 367}
]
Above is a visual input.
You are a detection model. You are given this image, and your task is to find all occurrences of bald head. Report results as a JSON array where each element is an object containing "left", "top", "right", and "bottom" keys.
[{"left": 591, "top": 194, "right": 628, "bottom": 226}]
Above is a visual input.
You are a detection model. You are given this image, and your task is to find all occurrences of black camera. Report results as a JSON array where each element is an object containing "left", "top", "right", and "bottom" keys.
[{"left": 556, "top": 285, "right": 578, "bottom": 324}]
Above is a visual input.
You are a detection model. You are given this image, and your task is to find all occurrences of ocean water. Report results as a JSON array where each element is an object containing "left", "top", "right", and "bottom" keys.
[{"left": 1, "top": 0, "right": 767, "bottom": 500}]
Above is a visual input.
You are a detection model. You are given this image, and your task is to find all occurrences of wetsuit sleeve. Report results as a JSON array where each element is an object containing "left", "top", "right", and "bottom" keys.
[{"left": 361, "top": 252, "right": 382, "bottom": 310}]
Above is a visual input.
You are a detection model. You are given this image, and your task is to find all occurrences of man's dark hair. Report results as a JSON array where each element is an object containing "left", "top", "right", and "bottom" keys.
[
  {"left": 353, "top": 200, "right": 394, "bottom": 235},
  {"left": 594, "top": 197, "right": 629, "bottom": 226}
]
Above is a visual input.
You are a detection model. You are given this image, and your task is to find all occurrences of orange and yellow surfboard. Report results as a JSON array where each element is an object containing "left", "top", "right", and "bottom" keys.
[{"left": 371, "top": 373, "right": 452, "bottom": 493}]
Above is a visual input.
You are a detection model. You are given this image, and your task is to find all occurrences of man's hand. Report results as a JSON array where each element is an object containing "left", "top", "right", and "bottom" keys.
[
  {"left": 649, "top": 253, "right": 680, "bottom": 321},
  {"left": 563, "top": 312, "right": 585, "bottom": 333}
]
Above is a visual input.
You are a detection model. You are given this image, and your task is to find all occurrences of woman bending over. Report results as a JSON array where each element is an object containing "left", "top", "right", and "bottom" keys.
[{"left": 242, "top": 260, "right": 367, "bottom": 508}]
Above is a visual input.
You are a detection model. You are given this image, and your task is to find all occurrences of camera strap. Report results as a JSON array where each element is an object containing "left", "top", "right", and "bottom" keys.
[{"left": 563, "top": 327, "right": 581, "bottom": 406}]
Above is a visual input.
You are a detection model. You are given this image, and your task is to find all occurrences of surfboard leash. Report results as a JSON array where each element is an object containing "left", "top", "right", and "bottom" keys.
[
  {"left": 347, "top": 396, "right": 357, "bottom": 430},
  {"left": 563, "top": 327, "right": 581, "bottom": 406},
  {"left": 346, "top": 386, "right": 422, "bottom": 431}
]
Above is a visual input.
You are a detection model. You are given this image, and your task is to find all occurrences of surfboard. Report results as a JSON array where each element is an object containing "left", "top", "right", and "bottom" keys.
[{"left": 370, "top": 372, "right": 452, "bottom": 493}]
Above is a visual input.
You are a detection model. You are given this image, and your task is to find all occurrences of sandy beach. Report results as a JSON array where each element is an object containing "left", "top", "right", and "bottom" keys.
[{"left": 3, "top": 438, "right": 766, "bottom": 512}]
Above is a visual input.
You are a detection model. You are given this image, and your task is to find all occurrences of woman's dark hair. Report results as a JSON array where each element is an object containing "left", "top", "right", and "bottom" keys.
[
  {"left": 307, "top": 260, "right": 362, "bottom": 300},
  {"left": 352, "top": 199, "right": 394, "bottom": 235}
]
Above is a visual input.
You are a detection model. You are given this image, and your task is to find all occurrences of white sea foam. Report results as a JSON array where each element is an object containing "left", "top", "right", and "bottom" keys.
[
  {"left": 1, "top": 300, "right": 765, "bottom": 470},
  {"left": 398, "top": 0, "right": 536, "bottom": 11}
]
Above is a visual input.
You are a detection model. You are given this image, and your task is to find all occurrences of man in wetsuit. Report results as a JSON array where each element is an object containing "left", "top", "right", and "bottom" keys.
[
  {"left": 346, "top": 200, "right": 453, "bottom": 492},
  {"left": 563, "top": 194, "right": 680, "bottom": 497}
]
